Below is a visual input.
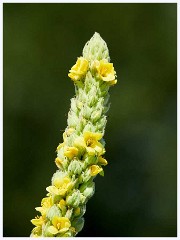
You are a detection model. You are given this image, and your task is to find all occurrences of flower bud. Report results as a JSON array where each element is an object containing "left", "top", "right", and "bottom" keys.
[
  {"left": 91, "top": 110, "right": 102, "bottom": 122},
  {"left": 80, "top": 169, "right": 91, "bottom": 183},
  {"left": 66, "top": 190, "right": 81, "bottom": 208},
  {"left": 83, "top": 155, "right": 97, "bottom": 169},
  {"left": 42, "top": 221, "right": 53, "bottom": 237},
  {"left": 83, "top": 32, "right": 109, "bottom": 61},
  {"left": 71, "top": 98, "right": 77, "bottom": 113},
  {"left": 65, "top": 208, "right": 73, "bottom": 219},
  {"left": 83, "top": 105, "right": 92, "bottom": 119},
  {"left": 46, "top": 205, "right": 61, "bottom": 221},
  {"left": 68, "top": 160, "right": 83, "bottom": 175},
  {"left": 67, "top": 111, "right": 79, "bottom": 128},
  {"left": 80, "top": 181, "right": 95, "bottom": 200},
  {"left": 72, "top": 217, "right": 84, "bottom": 233},
  {"left": 64, "top": 146, "right": 79, "bottom": 159}
]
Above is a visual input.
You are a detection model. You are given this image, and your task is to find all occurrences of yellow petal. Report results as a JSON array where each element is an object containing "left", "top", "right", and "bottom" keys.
[
  {"left": 53, "top": 176, "right": 70, "bottom": 188},
  {"left": 96, "top": 59, "right": 116, "bottom": 83},
  {"left": 86, "top": 147, "right": 96, "bottom": 156},
  {"left": 98, "top": 156, "right": 108, "bottom": 166},
  {"left": 48, "top": 226, "right": 59, "bottom": 235},
  {"left": 58, "top": 188, "right": 67, "bottom": 196},
  {"left": 46, "top": 186, "right": 59, "bottom": 195},
  {"left": 68, "top": 57, "right": 88, "bottom": 81},
  {"left": 64, "top": 147, "right": 79, "bottom": 159},
  {"left": 59, "top": 199, "right": 66, "bottom": 211},
  {"left": 52, "top": 216, "right": 60, "bottom": 227},
  {"left": 66, "top": 128, "right": 75, "bottom": 135},
  {"left": 74, "top": 136, "right": 86, "bottom": 148},
  {"left": 83, "top": 131, "right": 103, "bottom": 142},
  {"left": 90, "top": 165, "right": 103, "bottom": 176},
  {"left": 55, "top": 157, "right": 63, "bottom": 169},
  {"left": 31, "top": 217, "right": 44, "bottom": 227},
  {"left": 56, "top": 143, "right": 64, "bottom": 151},
  {"left": 74, "top": 207, "right": 81, "bottom": 216},
  {"left": 59, "top": 227, "right": 70, "bottom": 234},
  {"left": 109, "top": 79, "right": 117, "bottom": 85},
  {"left": 35, "top": 207, "right": 43, "bottom": 213}
]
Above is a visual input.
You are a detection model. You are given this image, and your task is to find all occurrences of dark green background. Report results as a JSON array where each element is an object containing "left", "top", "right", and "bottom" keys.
[{"left": 3, "top": 3, "right": 177, "bottom": 237}]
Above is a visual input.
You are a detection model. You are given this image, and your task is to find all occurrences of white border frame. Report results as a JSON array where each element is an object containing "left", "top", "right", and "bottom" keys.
[{"left": 1, "top": 0, "right": 178, "bottom": 239}]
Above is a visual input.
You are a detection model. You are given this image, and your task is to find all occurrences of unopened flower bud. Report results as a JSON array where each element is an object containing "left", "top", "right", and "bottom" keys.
[
  {"left": 68, "top": 160, "right": 83, "bottom": 175},
  {"left": 46, "top": 205, "right": 61, "bottom": 221},
  {"left": 66, "top": 190, "right": 81, "bottom": 208},
  {"left": 72, "top": 217, "right": 84, "bottom": 233}
]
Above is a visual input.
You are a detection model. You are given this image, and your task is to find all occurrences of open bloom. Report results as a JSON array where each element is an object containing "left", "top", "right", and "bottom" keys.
[
  {"left": 35, "top": 196, "right": 53, "bottom": 217},
  {"left": 64, "top": 146, "right": 79, "bottom": 159},
  {"left": 68, "top": 57, "right": 88, "bottom": 81},
  {"left": 31, "top": 216, "right": 44, "bottom": 227},
  {"left": 48, "top": 216, "right": 71, "bottom": 235},
  {"left": 46, "top": 176, "right": 73, "bottom": 196},
  {"left": 90, "top": 165, "right": 103, "bottom": 176},
  {"left": 93, "top": 59, "right": 117, "bottom": 85},
  {"left": 98, "top": 156, "right": 108, "bottom": 166},
  {"left": 74, "top": 131, "right": 105, "bottom": 156}
]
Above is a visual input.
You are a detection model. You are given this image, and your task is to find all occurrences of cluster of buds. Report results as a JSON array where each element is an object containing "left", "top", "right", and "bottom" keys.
[{"left": 30, "top": 32, "right": 117, "bottom": 237}]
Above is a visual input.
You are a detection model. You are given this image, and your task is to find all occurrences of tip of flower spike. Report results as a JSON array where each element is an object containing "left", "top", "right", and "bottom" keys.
[{"left": 83, "top": 32, "right": 110, "bottom": 62}]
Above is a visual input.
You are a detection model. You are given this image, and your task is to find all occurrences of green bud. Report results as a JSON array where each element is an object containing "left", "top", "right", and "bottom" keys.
[
  {"left": 67, "top": 111, "right": 79, "bottom": 128},
  {"left": 104, "top": 92, "right": 110, "bottom": 105},
  {"left": 46, "top": 205, "right": 61, "bottom": 221},
  {"left": 79, "top": 205, "right": 86, "bottom": 218},
  {"left": 80, "top": 169, "right": 91, "bottom": 183},
  {"left": 65, "top": 208, "right": 73, "bottom": 219},
  {"left": 96, "top": 116, "right": 107, "bottom": 131},
  {"left": 71, "top": 98, "right": 77, "bottom": 113},
  {"left": 59, "top": 231, "right": 72, "bottom": 237},
  {"left": 83, "top": 105, "right": 92, "bottom": 119},
  {"left": 42, "top": 221, "right": 53, "bottom": 237},
  {"left": 83, "top": 123, "right": 93, "bottom": 133},
  {"left": 72, "top": 217, "right": 84, "bottom": 233},
  {"left": 68, "top": 160, "right": 83, "bottom": 175},
  {"left": 91, "top": 110, "right": 102, "bottom": 122},
  {"left": 103, "top": 103, "right": 110, "bottom": 114},
  {"left": 83, "top": 32, "right": 109, "bottom": 62},
  {"left": 66, "top": 190, "right": 81, "bottom": 208},
  {"left": 80, "top": 181, "right": 95, "bottom": 199},
  {"left": 83, "top": 155, "right": 97, "bottom": 169}
]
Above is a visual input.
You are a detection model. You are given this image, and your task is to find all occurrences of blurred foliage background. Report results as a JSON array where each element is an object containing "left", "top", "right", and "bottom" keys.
[{"left": 3, "top": 3, "right": 177, "bottom": 237}]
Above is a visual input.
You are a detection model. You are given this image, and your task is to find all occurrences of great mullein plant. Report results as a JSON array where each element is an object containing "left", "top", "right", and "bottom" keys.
[{"left": 30, "top": 32, "right": 117, "bottom": 237}]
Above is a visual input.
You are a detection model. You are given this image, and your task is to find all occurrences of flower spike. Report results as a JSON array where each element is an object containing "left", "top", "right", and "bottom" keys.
[{"left": 30, "top": 32, "right": 117, "bottom": 237}]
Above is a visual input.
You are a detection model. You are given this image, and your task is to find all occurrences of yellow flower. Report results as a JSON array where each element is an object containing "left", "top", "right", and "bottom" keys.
[
  {"left": 58, "top": 199, "right": 67, "bottom": 215},
  {"left": 66, "top": 128, "right": 75, "bottom": 136},
  {"left": 48, "top": 216, "right": 71, "bottom": 235},
  {"left": 55, "top": 157, "right": 63, "bottom": 169},
  {"left": 90, "top": 165, "right": 103, "bottom": 176},
  {"left": 35, "top": 196, "right": 53, "bottom": 217},
  {"left": 46, "top": 176, "right": 72, "bottom": 196},
  {"left": 74, "top": 131, "right": 105, "bottom": 156},
  {"left": 68, "top": 57, "right": 89, "bottom": 81},
  {"left": 98, "top": 156, "right": 108, "bottom": 166},
  {"left": 64, "top": 146, "right": 79, "bottom": 159},
  {"left": 74, "top": 207, "right": 81, "bottom": 216},
  {"left": 94, "top": 59, "right": 117, "bottom": 85},
  {"left": 31, "top": 226, "right": 42, "bottom": 237},
  {"left": 31, "top": 216, "right": 44, "bottom": 227},
  {"left": 56, "top": 142, "right": 64, "bottom": 152}
]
